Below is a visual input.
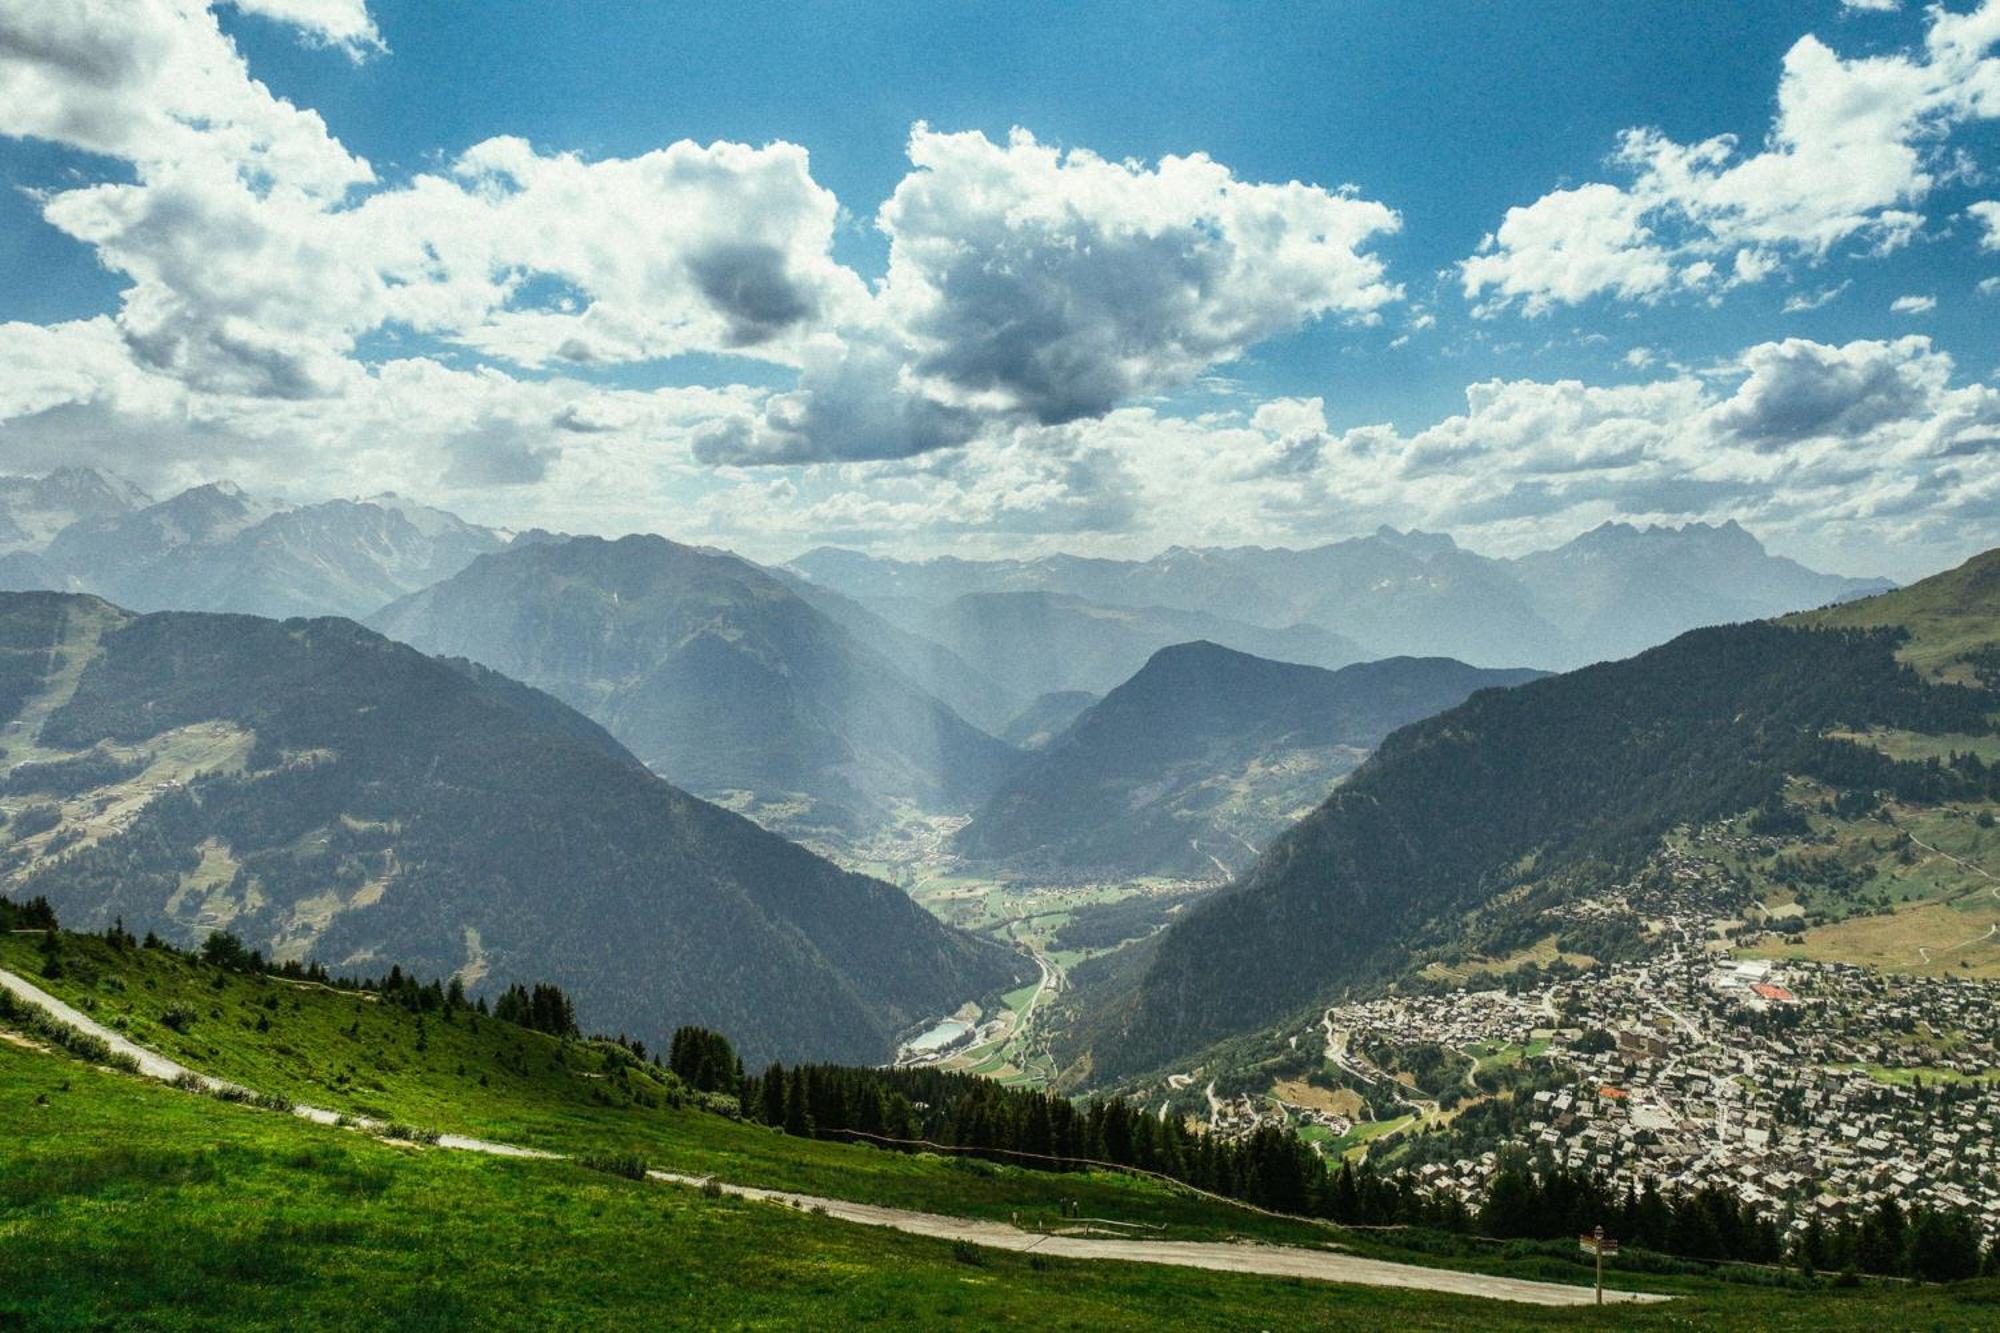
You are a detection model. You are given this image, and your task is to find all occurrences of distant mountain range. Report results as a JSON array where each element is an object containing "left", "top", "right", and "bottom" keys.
[
  {"left": 0, "top": 468, "right": 1903, "bottom": 855},
  {"left": 956, "top": 642, "right": 1543, "bottom": 880},
  {"left": 0, "top": 593, "right": 1021, "bottom": 1064},
  {"left": 789, "top": 522, "right": 1892, "bottom": 674},
  {"left": 370, "top": 535, "right": 1017, "bottom": 838},
  {"left": 858, "top": 587, "right": 1367, "bottom": 701},
  {"left": 31, "top": 484, "right": 510, "bottom": 621},
  {"left": 1506, "top": 519, "right": 1894, "bottom": 664},
  {"left": 1060, "top": 553, "right": 1999, "bottom": 1085},
  {"left": 0, "top": 467, "right": 150, "bottom": 555}
]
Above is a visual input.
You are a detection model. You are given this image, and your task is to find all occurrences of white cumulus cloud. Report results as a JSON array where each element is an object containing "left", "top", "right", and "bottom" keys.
[
  {"left": 225, "top": 0, "right": 383, "bottom": 58},
  {"left": 1463, "top": 2, "right": 2000, "bottom": 315},
  {"left": 1971, "top": 200, "right": 2000, "bottom": 249}
]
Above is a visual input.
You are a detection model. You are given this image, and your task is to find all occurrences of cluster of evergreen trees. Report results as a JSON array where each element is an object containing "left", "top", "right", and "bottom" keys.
[
  {"left": 1799, "top": 737, "right": 2000, "bottom": 807},
  {"left": 735, "top": 1059, "right": 1363, "bottom": 1217},
  {"left": 491, "top": 983, "right": 580, "bottom": 1039},
  {"left": 1476, "top": 1164, "right": 1989, "bottom": 1280},
  {"left": 0, "top": 893, "right": 56, "bottom": 932},
  {"left": 1479, "top": 1165, "right": 1781, "bottom": 1259},
  {"left": 667, "top": 1026, "right": 743, "bottom": 1094}
]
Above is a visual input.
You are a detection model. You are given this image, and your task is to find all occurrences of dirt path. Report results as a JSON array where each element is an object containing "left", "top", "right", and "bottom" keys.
[
  {"left": 644, "top": 1171, "right": 1662, "bottom": 1306},
  {"left": 0, "top": 964, "right": 1664, "bottom": 1308},
  {"left": 1893, "top": 835, "right": 2000, "bottom": 965},
  {"left": 1905, "top": 832, "right": 1997, "bottom": 884},
  {"left": 0, "top": 965, "right": 200, "bottom": 1083}
]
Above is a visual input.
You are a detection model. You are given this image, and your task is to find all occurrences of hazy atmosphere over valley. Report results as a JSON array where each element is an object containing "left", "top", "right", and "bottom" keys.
[{"left": 4, "top": 3, "right": 2000, "bottom": 1327}]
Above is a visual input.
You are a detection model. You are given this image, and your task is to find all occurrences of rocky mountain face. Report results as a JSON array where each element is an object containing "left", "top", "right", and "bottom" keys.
[
  {"left": 956, "top": 642, "right": 1544, "bottom": 880},
  {"left": 370, "top": 535, "right": 1018, "bottom": 839},
  {"left": 0, "top": 593, "right": 1022, "bottom": 1064},
  {"left": 0, "top": 467, "right": 151, "bottom": 555}
]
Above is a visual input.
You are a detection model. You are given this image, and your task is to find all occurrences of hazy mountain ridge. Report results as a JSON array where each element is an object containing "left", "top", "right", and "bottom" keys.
[
  {"left": 790, "top": 522, "right": 1893, "bottom": 672},
  {"left": 768, "top": 565, "right": 1026, "bottom": 733},
  {"left": 0, "top": 592, "right": 1021, "bottom": 1064},
  {"left": 957, "top": 641, "right": 1545, "bottom": 880},
  {"left": 9, "top": 473, "right": 511, "bottom": 621},
  {"left": 1508, "top": 519, "right": 1894, "bottom": 664},
  {"left": 370, "top": 534, "right": 1018, "bottom": 838},
  {"left": 871, "top": 587, "right": 1367, "bottom": 700}
]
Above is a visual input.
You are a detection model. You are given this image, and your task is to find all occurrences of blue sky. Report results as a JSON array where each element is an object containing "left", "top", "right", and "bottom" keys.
[{"left": 1, "top": 1, "right": 1997, "bottom": 577}]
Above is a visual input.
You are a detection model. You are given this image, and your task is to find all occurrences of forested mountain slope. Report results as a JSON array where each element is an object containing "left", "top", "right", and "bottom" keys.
[
  {"left": 957, "top": 643, "right": 1543, "bottom": 879},
  {"left": 0, "top": 593, "right": 1021, "bottom": 1064},
  {"left": 1069, "top": 552, "right": 2000, "bottom": 1084},
  {"left": 371, "top": 535, "right": 1017, "bottom": 839}
]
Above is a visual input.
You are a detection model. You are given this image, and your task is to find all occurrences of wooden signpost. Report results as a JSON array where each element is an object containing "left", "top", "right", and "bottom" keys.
[{"left": 1578, "top": 1226, "right": 1620, "bottom": 1304}]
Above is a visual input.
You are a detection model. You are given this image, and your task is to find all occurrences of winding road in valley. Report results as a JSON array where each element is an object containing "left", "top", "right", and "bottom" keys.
[{"left": 0, "top": 964, "right": 1664, "bottom": 1308}]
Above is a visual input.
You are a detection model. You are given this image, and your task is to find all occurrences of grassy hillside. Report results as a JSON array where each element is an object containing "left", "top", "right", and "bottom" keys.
[
  {"left": 0, "top": 929, "right": 1299, "bottom": 1240},
  {"left": 1790, "top": 548, "right": 2000, "bottom": 680},
  {"left": 1, "top": 1046, "right": 1489, "bottom": 1331},
  {"left": 7, "top": 930, "right": 2000, "bottom": 1328}
]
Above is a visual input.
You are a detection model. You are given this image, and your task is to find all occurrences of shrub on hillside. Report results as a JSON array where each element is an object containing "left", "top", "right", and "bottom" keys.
[{"left": 578, "top": 1152, "right": 649, "bottom": 1181}]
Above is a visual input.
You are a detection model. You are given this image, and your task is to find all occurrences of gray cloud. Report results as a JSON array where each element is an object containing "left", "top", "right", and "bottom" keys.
[
  {"left": 874, "top": 127, "right": 1401, "bottom": 437},
  {"left": 441, "top": 420, "right": 557, "bottom": 487},
  {"left": 687, "top": 242, "right": 816, "bottom": 348},
  {"left": 1715, "top": 337, "right": 1949, "bottom": 448}
]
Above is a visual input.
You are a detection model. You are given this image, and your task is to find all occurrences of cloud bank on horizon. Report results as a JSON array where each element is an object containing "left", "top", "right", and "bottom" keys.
[{"left": 0, "top": 0, "right": 1996, "bottom": 580}]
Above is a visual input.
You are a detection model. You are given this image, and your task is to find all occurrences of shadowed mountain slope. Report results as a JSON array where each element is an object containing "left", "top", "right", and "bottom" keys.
[
  {"left": 371, "top": 535, "right": 1017, "bottom": 838},
  {"left": 957, "top": 642, "right": 1543, "bottom": 879},
  {"left": 0, "top": 593, "right": 1023, "bottom": 1064}
]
